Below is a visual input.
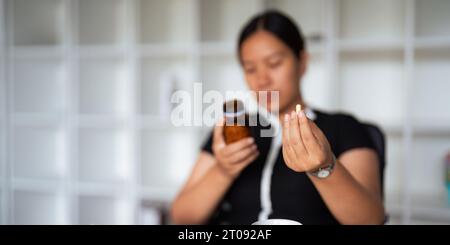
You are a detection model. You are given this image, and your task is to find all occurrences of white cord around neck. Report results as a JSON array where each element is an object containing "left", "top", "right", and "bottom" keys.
[{"left": 257, "top": 107, "right": 316, "bottom": 221}]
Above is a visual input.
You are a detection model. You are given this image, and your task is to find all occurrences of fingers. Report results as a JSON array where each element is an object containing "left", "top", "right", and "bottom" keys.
[
  {"left": 282, "top": 113, "right": 299, "bottom": 163},
  {"left": 227, "top": 143, "right": 259, "bottom": 164},
  {"left": 222, "top": 137, "right": 255, "bottom": 156},
  {"left": 297, "top": 110, "right": 320, "bottom": 153},
  {"left": 282, "top": 113, "right": 290, "bottom": 147},
  {"left": 282, "top": 114, "right": 290, "bottom": 147},
  {"left": 239, "top": 148, "right": 260, "bottom": 166},
  {"left": 213, "top": 117, "right": 225, "bottom": 149},
  {"left": 289, "top": 111, "right": 307, "bottom": 155},
  {"left": 309, "top": 120, "right": 328, "bottom": 147}
]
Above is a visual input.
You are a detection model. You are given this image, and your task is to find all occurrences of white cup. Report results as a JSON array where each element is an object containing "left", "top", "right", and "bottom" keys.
[{"left": 252, "top": 219, "right": 302, "bottom": 225}]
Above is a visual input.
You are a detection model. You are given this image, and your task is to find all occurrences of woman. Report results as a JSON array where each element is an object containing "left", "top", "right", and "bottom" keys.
[{"left": 171, "top": 10, "right": 385, "bottom": 225}]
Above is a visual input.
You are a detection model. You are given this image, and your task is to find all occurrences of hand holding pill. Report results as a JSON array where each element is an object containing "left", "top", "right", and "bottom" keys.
[{"left": 281, "top": 104, "right": 335, "bottom": 173}]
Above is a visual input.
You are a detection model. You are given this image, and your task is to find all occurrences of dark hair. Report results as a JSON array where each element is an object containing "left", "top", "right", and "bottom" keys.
[{"left": 238, "top": 10, "right": 305, "bottom": 63}]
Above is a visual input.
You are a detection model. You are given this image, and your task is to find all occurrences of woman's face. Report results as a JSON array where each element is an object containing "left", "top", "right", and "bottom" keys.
[{"left": 240, "top": 30, "right": 306, "bottom": 113}]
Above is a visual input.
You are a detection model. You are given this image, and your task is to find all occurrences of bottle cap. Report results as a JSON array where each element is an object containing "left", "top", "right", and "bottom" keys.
[{"left": 223, "top": 99, "right": 245, "bottom": 118}]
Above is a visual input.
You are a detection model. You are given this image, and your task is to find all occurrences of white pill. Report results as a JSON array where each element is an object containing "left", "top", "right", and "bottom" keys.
[{"left": 296, "top": 104, "right": 301, "bottom": 113}]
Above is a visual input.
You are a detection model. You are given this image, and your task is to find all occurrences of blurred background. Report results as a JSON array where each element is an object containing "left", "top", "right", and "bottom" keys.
[{"left": 0, "top": 0, "right": 449, "bottom": 225}]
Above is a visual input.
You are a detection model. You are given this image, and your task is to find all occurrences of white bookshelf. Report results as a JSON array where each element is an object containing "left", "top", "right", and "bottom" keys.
[
  {"left": 78, "top": 128, "right": 132, "bottom": 184},
  {"left": 200, "top": 55, "right": 245, "bottom": 96},
  {"left": 13, "top": 189, "right": 68, "bottom": 225},
  {"left": 141, "top": 128, "right": 199, "bottom": 190},
  {"left": 1, "top": 0, "right": 450, "bottom": 225},
  {"left": 339, "top": 0, "right": 406, "bottom": 41},
  {"left": 265, "top": 0, "right": 326, "bottom": 40},
  {"left": 199, "top": 0, "right": 262, "bottom": 43},
  {"left": 13, "top": 58, "right": 66, "bottom": 114},
  {"left": 12, "top": 126, "right": 66, "bottom": 180},
  {"left": 11, "top": 0, "right": 65, "bottom": 47},
  {"left": 140, "top": 55, "right": 194, "bottom": 117},
  {"left": 339, "top": 51, "right": 406, "bottom": 129},
  {"left": 415, "top": 0, "right": 450, "bottom": 39},
  {"left": 78, "top": 194, "right": 133, "bottom": 225},
  {"left": 79, "top": 58, "right": 130, "bottom": 115},
  {"left": 138, "top": 0, "right": 195, "bottom": 47},
  {"left": 334, "top": 0, "right": 450, "bottom": 225},
  {"left": 0, "top": 0, "right": 6, "bottom": 225},
  {"left": 412, "top": 49, "right": 450, "bottom": 125},
  {"left": 78, "top": 0, "right": 126, "bottom": 46}
]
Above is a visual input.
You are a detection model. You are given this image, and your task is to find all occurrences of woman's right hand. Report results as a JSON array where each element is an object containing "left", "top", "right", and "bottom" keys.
[{"left": 212, "top": 119, "right": 259, "bottom": 179}]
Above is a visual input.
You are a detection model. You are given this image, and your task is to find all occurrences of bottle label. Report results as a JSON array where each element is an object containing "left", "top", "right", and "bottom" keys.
[{"left": 224, "top": 110, "right": 245, "bottom": 118}]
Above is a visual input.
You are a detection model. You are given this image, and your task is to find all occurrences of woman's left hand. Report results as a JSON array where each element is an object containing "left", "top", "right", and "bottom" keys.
[{"left": 282, "top": 110, "right": 335, "bottom": 173}]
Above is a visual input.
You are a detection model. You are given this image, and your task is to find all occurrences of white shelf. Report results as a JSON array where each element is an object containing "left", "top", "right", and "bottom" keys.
[
  {"left": 76, "top": 182, "right": 127, "bottom": 196},
  {"left": 78, "top": 0, "right": 126, "bottom": 46},
  {"left": 11, "top": 0, "right": 65, "bottom": 46},
  {"left": 78, "top": 194, "right": 132, "bottom": 225},
  {"left": 138, "top": 0, "right": 194, "bottom": 45},
  {"left": 0, "top": 123, "right": 4, "bottom": 187},
  {"left": 339, "top": 0, "right": 405, "bottom": 40},
  {"left": 301, "top": 53, "right": 331, "bottom": 110},
  {"left": 0, "top": 0, "right": 5, "bottom": 225},
  {"left": 410, "top": 136, "right": 450, "bottom": 198},
  {"left": 415, "top": 0, "right": 450, "bottom": 38},
  {"left": 414, "top": 37, "right": 450, "bottom": 50},
  {"left": 410, "top": 195, "right": 450, "bottom": 223},
  {"left": 413, "top": 49, "right": 450, "bottom": 123},
  {"left": 384, "top": 135, "right": 404, "bottom": 202},
  {"left": 141, "top": 128, "right": 200, "bottom": 189},
  {"left": 138, "top": 115, "right": 180, "bottom": 129},
  {"left": 11, "top": 178, "right": 64, "bottom": 192},
  {"left": 139, "top": 44, "right": 192, "bottom": 57},
  {"left": 0, "top": 189, "right": 3, "bottom": 224},
  {"left": 140, "top": 186, "right": 178, "bottom": 204},
  {"left": 78, "top": 128, "right": 132, "bottom": 183},
  {"left": 383, "top": 125, "right": 404, "bottom": 136},
  {"left": 200, "top": 55, "right": 246, "bottom": 95},
  {"left": 385, "top": 193, "right": 450, "bottom": 225},
  {"left": 11, "top": 113, "right": 63, "bottom": 127},
  {"left": 140, "top": 56, "right": 194, "bottom": 117},
  {"left": 79, "top": 58, "right": 131, "bottom": 115},
  {"left": 413, "top": 124, "right": 450, "bottom": 137},
  {"left": 12, "top": 46, "right": 64, "bottom": 59},
  {"left": 338, "top": 38, "right": 404, "bottom": 52},
  {"left": 199, "top": 0, "right": 261, "bottom": 42},
  {"left": 13, "top": 190, "right": 67, "bottom": 225},
  {"left": 76, "top": 114, "right": 128, "bottom": 129},
  {"left": 200, "top": 41, "right": 236, "bottom": 57},
  {"left": 13, "top": 58, "right": 66, "bottom": 114},
  {"left": 265, "top": 0, "right": 326, "bottom": 40},
  {"left": 77, "top": 46, "right": 126, "bottom": 59},
  {"left": 339, "top": 51, "right": 405, "bottom": 128},
  {"left": 13, "top": 126, "right": 66, "bottom": 180}
]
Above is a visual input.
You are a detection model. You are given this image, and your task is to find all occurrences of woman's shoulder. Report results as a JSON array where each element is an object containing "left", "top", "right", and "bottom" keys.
[
  {"left": 313, "top": 109, "right": 365, "bottom": 128},
  {"left": 313, "top": 108, "right": 375, "bottom": 155}
]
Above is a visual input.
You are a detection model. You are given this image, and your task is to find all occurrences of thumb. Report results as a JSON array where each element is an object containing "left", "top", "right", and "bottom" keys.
[{"left": 213, "top": 117, "right": 226, "bottom": 149}]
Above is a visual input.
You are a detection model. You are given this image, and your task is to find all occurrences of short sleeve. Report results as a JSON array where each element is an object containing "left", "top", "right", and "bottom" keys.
[
  {"left": 201, "top": 130, "right": 214, "bottom": 155},
  {"left": 336, "top": 114, "right": 375, "bottom": 157}
]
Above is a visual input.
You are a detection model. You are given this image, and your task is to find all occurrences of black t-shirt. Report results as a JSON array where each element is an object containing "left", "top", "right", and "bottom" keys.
[{"left": 201, "top": 109, "right": 375, "bottom": 225}]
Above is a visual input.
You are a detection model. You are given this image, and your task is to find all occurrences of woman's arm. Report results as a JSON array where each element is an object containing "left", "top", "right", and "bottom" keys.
[
  {"left": 282, "top": 110, "right": 385, "bottom": 225},
  {"left": 308, "top": 148, "right": 385, "bottom": 224},
  {"left": 170, "top": 152, "right": 235, "bottom": 224},
  {"left": 171, "top": 120, "right": 259, "bottom": 224}
]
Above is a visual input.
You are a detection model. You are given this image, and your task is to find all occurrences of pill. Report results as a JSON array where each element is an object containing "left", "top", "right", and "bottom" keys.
[{"left": 296, "top": 104, "right": 302, "bottom": 113}]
